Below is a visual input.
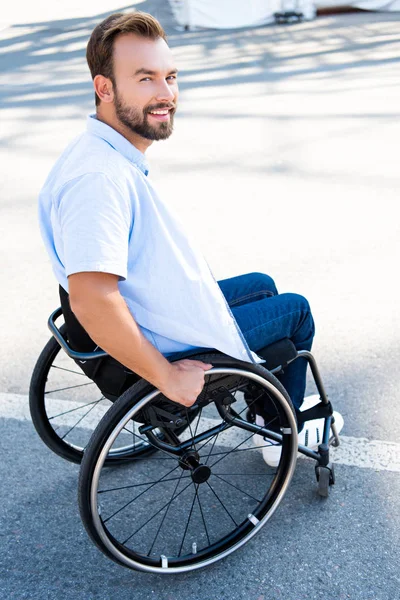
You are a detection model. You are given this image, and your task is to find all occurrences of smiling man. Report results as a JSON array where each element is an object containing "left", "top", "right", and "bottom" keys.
[
  {"left": 38, "top": 12, "right": 343, "bottom": 466},
  {"left": 94, "top": 24, "right": 178, "bottom": 146}
]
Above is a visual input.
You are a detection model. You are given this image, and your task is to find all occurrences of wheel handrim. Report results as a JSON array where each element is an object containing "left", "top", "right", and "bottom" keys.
[{"left": 87, "top": 367, "right": 298, "bottom": 573}]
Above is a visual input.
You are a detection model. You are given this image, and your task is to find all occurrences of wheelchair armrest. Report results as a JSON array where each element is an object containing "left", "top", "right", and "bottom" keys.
[{"left": 48, "top": 307, "right": 108, "bottom": 361}]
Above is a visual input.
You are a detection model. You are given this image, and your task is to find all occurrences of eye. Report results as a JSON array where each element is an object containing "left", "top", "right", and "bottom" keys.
[
  {"left": 167, "top": 75, "right": 177, "bottom": 81},
  {"left": 140, "top": 77, "right": 151, "bottom": 82}
]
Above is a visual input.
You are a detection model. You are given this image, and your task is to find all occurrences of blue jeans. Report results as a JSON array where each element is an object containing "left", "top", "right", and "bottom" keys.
[{"left": 218, "top": 272, "right": 315, "bottom": 411}]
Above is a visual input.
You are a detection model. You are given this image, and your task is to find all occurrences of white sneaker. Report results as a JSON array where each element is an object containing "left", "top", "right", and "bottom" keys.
[
  {"left": 298, "top": 395, "right": 344, "bottom": 448},
  {"left": 253, "top": 395, "right": 344, "bottom": 468}
]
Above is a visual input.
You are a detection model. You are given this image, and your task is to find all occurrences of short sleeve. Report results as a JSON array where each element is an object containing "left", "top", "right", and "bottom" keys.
[{"left": 57, "top": 173, "right": 132, "bottom": 279}]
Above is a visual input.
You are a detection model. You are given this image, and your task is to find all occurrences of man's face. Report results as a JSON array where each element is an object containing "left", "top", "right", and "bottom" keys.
[{"left": 111, "top": 34, "right": 178, "bottom": 141}]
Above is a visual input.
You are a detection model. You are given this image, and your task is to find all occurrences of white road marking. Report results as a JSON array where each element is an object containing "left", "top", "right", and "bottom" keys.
[
  {"left": 329, "top": 436, "right": 400, "bottom": 473},
  {"left": 0, "top": 392, "right": 112, "bottom": 429},
  {"left": 2, "top": 392, "right": 399, "bottom": 473}
]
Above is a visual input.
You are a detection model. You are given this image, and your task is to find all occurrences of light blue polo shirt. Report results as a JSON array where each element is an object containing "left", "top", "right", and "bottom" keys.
[{"left": 39, "top": 115, "right": 261, "bottom": 363}]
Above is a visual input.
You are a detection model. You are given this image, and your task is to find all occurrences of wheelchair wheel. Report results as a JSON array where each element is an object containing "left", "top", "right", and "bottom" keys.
[
  {"left": 78, "top": 353, "right": 298, "bottom": 573},
  {"left": 29, "top": 327, "right": 162, "bottom": 465}
]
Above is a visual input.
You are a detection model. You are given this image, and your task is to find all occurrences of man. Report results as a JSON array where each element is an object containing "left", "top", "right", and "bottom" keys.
[{"left": 38, "top": 12, "right": 343, "bottom": 466}]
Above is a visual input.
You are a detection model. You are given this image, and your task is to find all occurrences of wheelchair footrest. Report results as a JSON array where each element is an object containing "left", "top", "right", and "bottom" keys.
[{"left": 297, "top": 401, "right": 333, "bottom": 428}]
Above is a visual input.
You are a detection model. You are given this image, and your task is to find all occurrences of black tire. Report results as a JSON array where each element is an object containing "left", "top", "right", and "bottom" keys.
[
  {"left": 316, "top": 464, "right": 335, "bottom": 497},
  {"left": 78, "top": 353, "right": 299, "bottom": 573},
  {"left": 29, "top": 329, "right": 160, "bottom": 465},
  {"left": 316, "top": 467, "right": 330, "bottom": 497}
]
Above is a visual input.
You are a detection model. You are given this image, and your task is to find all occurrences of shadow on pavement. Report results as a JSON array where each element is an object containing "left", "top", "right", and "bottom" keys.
[{"left": 1, "top": 6, "right": 399, "bottom": 117}]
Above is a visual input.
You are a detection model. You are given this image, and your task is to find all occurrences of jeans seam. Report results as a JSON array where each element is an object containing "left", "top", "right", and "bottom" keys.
[{"left": 229, "top": 289, "right": 275, "bottom": 306}]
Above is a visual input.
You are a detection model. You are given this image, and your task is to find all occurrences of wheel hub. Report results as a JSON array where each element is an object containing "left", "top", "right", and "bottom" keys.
[
  {"left": 179, "top": 450, "right": 211, "bottom": 483},
  {"left": 179, "top": 450, "right": 200, "bottom": 470},
  {"left": 191, "top": 464, "right": 211, "bottom": 484}
]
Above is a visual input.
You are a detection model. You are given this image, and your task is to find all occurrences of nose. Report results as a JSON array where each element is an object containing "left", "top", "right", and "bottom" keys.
[{"left": 155, "top": 80, "right": 176, "bottom": 103}]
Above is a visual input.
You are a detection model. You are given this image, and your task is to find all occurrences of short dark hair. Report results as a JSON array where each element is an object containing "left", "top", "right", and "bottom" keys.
[{"left": 86, "top": 12, "right": 167, "bottom": 106}]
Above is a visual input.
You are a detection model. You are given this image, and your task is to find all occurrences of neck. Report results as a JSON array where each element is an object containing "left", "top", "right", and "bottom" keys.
[{"left": 95, "top": 109, "right": 153, "bottom": 154}]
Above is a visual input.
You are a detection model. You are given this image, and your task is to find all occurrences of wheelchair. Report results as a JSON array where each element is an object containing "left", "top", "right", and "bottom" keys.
[{"left": 29, "top": 294, "right": 340, "bottom": 575}]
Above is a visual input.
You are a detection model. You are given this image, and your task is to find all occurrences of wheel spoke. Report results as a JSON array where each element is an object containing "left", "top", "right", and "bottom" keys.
[
  {"left": 212, "top": 473, "right": 262, "bottom": 503},
  {"left": 121, "top": 479, "right": 194, "bottom": 545},
  {"left": 99, "top": 474, "right": 191, "bottom": 494},
  {"left": 203, "top": 429, "right": 221, "bottom": 465},
  {"left": 195, "top": 485, "right": 211, "bottom": 547},
  {"left": 103, "top": 462, "right": 182, "bottom": 524},
  {"left": 185, "top": 407, "right": 198, "bottom": 454},
  {"left": 192, "top": 407, "right": 203, "bottom": 438},
  {"left": 51, "top": 364, "right": 86, "bottom": 376},
  {"left": 45, "top": 381, "right": 94, "bottom": 394},
  {"left": 208, "top": 427, "right": 268, "bottom": 470},
  {"left": 147, "top": 468, "right": 187, "bottom": 557},
  {"left": 205, "top": 445, "right": 279, "bottom": 458},
  {"left": 178, "top": 484, "right": 198, "bottom": 556},
  {"left": 206, "top": 410, "right": 282, "bottom": 469},
  {"left": 205, "top": 481, "right": 238, "bottom": 526},
  {"left": 48, "top": 397, "right": 106, "bottom": 420},
  {"left": 109, "top": 454, "right": 176, "bottom": 462},
  {"left": 122, "top": 425, "right": 134, "bottom": 435},
  {"left": 60, "top": 398, "right": 103, "bottom": 439},
  {"left": 192, "top": 421, "right": 231, "bottom": 456},
  {"left": 105, "top": 418, "right": 184, "bottom": 463}
]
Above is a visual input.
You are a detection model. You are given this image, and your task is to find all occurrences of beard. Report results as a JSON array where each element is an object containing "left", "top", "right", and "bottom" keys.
[{"left": 114, "top": 88, "right": 175, "bottom": 141}]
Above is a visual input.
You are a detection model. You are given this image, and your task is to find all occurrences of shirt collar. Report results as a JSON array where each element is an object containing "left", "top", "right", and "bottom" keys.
[{"left": 87, "top": 114, "right": 149, "bottom": 176}]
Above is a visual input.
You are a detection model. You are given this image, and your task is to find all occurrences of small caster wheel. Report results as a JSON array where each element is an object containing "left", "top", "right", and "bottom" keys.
[{"left": 315, "top": 464, "right": 335, "bottom": 497}]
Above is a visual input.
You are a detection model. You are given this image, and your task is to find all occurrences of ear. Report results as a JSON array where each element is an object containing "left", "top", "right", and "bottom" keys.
[{"left": 93, "top": 74, "right": 114, "bottom": 104}]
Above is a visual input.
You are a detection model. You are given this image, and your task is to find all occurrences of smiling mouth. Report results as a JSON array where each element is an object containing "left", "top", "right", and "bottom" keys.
[{"left": 147, "top": 107, "right": 174, "bottom": 122}]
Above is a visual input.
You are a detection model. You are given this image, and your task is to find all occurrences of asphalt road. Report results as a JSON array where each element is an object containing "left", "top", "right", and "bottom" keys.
[{"left": 0, "top": 1, "right": 399, "bottom": 599}]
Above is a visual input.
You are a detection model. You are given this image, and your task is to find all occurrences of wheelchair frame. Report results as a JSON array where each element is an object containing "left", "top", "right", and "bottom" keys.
[{"left": 28, "top": 306, "right": 344, "bottom": 572}]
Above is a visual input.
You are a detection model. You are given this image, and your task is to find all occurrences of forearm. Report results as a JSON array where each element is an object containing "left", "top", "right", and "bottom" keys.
[{"left": 70, "top": 286, "right": 172, "bottom": 391}]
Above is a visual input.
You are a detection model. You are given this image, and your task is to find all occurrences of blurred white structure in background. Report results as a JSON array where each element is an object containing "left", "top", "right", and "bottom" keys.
[{"left": 169, "top": 0, "right": 399, "bottom": 29}]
